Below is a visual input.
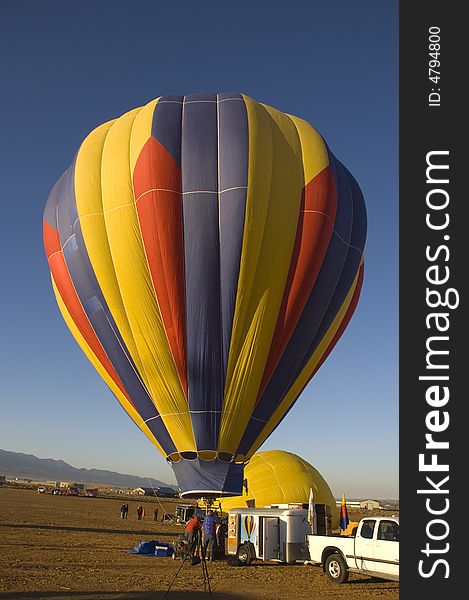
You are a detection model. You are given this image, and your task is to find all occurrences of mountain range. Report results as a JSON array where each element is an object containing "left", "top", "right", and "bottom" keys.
[{"left": 0, "top": 449, "right": 176, "bottom": 490}]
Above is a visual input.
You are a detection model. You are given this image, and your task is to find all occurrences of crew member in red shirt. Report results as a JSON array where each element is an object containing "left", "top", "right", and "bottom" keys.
[{"left": 184, "top": 514, "right": 201, "bottom": 555}]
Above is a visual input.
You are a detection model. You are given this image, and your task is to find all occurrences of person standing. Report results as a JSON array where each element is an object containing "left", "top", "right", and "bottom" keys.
[
  {"left": 215, "top": 518, "right": 227, "bottom": 557},
  {"left": 215, "top": 520, "right": 222, "bottom": 555},
  {"left": 137, "top": 505, "right": 144, "bottom": 520},
  {"left": 153, "top": 507, "right": 159, "bottom": 521},
  {"left": 124, "top": 503, "right": 129, "bottom": 519},
  {"left": 184, "top": 514, "right": 201, "bottom": 556},
  {"left": 202, "top": 511, "right": 216, "bottom": 562},
  {"left": 120, "top": 503, "right": 126, "bottom": 519}
]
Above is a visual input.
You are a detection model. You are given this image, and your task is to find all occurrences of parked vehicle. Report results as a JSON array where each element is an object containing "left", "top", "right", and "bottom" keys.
[
  {"left": 307, "top": 516, "right": 399, "bottom": 583},
  {"left": 175, "top": 504, "right": 197, "bottom": 524},
  {"left": 227, "top": 507, "right": 311, "bottom": 565},
  {"left": 84, "top": 488, "right": 98, "bottom": 497},
  {"left": 37, "top": 486, "right": 46, "bottom": 493},
  {"left": 61, "top": 486, "right": 79, "bottom": 496},
  {"left": 175, "top": 501, "right": 222, "bottom": 525}
]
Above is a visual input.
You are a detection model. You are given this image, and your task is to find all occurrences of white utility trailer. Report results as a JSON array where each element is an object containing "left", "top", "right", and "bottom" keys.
[{"left": 227, "top": 507, "right": 311, "bottom": 565}]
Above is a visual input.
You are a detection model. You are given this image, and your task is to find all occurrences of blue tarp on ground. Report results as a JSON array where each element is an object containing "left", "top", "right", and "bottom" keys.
[{"left": 129, "top": 540, "right": 174, "bottom": 557}]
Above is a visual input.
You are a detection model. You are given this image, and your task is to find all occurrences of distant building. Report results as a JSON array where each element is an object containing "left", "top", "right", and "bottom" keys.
[
  {"left": 335, "top": 500, "right": 360, "bottom": 508},
  {"left": 360, "top": 499, "right": 381, "bottom": 510},
  {"left": 156, "top": 486, "right": 178, "bottom": 498},
  {"left": 132, "top": 487, "right": 155, "bottom": 496},
  {"left": 335, "top": 499, "right": 382, "bottom": 510},
  {"left": 131, "top": 486, "right": 177, "bottom": 497}
]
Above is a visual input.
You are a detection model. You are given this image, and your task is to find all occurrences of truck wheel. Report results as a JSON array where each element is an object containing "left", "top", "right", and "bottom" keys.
[
  {"left": 325, "top": 553, "right": 349, "bottom": 583},
  {"left": 236, "top": 544, "right": 253, "bottom": 566}
]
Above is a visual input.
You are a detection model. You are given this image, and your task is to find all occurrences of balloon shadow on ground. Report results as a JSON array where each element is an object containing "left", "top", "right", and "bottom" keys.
[
  {"left": 0, "top": 591, "right": 253, "bottom": 599},
  {"left": 0, "top": 523, "right": 173, "bottom": 537},
  {"left": 237, "top": 562, "right": 295, "bottom": 568},
  {"left": 347, "top": 578, "right": 399, "bottom": 588}
]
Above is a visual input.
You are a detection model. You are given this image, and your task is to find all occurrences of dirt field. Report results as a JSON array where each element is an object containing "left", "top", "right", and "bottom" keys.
[{"left": 0, "top": 488, "right": 399, "bottom": 599}]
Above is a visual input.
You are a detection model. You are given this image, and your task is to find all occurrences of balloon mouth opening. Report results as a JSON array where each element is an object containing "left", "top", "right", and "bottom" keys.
[
  {"left": 166, "top": 451, "right": 246, "bottom": 464},
  {"left": 179, "top": 491, "right": 232, "bottom": 499},
  {"left": 170, "top": 456, "right": 245, "bottom": 498}
]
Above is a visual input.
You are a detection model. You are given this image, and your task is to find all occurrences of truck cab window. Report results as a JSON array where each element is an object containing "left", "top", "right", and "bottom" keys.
[
  {"left": 378, "top": 520, "right": 399, "bottom": 542},
  {"left": 360, "top": 520, "right": 375, "bottom": 539}
]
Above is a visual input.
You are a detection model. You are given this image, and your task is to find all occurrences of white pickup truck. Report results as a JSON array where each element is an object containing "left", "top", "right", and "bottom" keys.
[{"left": 307, "top": 515, "right": 399, "bottom": 583}]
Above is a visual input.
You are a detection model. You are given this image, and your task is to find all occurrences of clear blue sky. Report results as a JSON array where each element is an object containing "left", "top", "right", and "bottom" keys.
[{"left": 0, "top": 1, "right": 398, "bottom": 499}]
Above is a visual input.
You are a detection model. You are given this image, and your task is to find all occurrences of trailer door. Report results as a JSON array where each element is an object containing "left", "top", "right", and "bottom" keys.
[
  {"left": 263, "top": 517, "right": 280, "bottom": 560},
  {"left": 227, "top": 514, "right": 239, "bottom": 555}
]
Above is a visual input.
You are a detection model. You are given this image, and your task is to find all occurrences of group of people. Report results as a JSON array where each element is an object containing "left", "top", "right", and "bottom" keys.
[
  {"left": 184, "top": 511, "right": 227, "bottom": 562},
  {"left": 120, "top": 503, "right": 146, "bottom": 520},
  {"left": 118, "top": 501, "right": 227, "bottom": 562}
]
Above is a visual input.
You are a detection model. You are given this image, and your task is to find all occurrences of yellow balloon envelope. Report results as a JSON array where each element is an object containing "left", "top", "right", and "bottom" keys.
[{"left": 219, "top": 449, "right": 339, "bottom": 529}]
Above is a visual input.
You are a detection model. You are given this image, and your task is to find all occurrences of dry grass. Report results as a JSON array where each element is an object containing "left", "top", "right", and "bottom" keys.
[{"left": 0, "top": 488, "right": 399, "bottom": 599}]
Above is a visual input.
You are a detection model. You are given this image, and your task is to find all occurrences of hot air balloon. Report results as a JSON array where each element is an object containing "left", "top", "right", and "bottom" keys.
[
  {"left": 218, "top": 450, "right": 339, "bottom": 529},
  {"left": 43, "top": 93, "right": 366, "bottom": 498}
]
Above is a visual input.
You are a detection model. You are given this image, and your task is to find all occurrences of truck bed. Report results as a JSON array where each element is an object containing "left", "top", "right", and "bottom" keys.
[{"left": 307, "top": 534, "right": 355, "bottom": 563}]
